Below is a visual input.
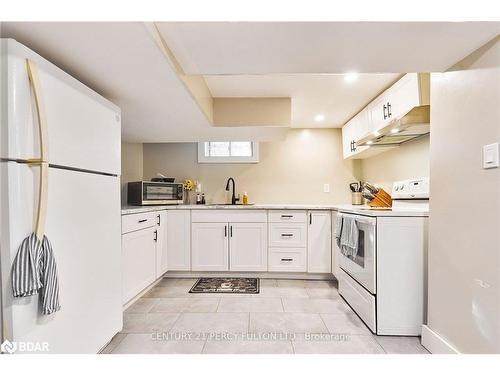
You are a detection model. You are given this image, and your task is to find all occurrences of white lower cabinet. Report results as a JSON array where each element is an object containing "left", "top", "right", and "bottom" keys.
[
  {"left": 307, "top": 211, "right": 332, "bottom": 273},
  {"left": 331, "top": 210, "right": 341, "bottom": 279},
  {"left": 122, "top": 226, "right": 157, "bottom": 304},
  {"left": 268, "top": 247, "right": 306, "bottom": 272},
  {"left": 230, "top": 223, "right": 267, "bottom": 271},
  {"left": 191, "top": 222, "right": 229, "bottom": 271},
  {"left": 155, "top": 211, "right": 168, "bottom": 277},
  {"left": 191, "top": 221, "right": 268, "bottom": 272},
  {"left": 167, "top": 210, "right": 191, "bottom": 271}
]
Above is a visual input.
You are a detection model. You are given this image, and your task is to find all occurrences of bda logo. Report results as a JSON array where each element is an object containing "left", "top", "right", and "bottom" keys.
[{"left": 1, "top": 339, "right": 17, "bottom": 354}]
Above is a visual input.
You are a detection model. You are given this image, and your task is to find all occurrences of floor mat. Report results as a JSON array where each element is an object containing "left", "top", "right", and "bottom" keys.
[{"left": 189, "top": 277, "right": 260, "bottom": 294}]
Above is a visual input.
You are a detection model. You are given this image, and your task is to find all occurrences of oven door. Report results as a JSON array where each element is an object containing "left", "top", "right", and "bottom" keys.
[
  {"left": 338, "top": 213, "right": 376, "bottom": 294},
  {"left": 142, "top": 182, "right": 183, "bottom": 204}
]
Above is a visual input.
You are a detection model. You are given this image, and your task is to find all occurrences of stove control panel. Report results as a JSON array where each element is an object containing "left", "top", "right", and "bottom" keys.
[{"left": 391, "top": 177, "right": 429, "bottom": 199}]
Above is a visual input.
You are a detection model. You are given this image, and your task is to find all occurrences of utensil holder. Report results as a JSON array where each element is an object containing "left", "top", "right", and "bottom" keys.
[{"left": 351, "top": 192, "right": 363, "bottom": 205}]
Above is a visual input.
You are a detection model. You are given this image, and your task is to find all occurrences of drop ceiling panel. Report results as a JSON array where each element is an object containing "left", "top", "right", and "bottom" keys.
[
  {"left": 157, "top": 22, "right": 500, "bottom": 74},
  {"left": 205, "top": 74, "right": 401, "bottom": 127},
  {"left": 0, "top": 22, "right": 288, "bottom": 142}
]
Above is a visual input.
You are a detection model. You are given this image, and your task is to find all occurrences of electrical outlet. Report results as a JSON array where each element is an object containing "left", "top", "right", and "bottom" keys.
[{"left": 323, "top": 184, "right": 330, "bottom": 193}]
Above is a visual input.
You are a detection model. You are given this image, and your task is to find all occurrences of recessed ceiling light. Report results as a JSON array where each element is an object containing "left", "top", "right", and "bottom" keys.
[
  {"left": 314, "top": 114, "right": 325, "bottom": 122},
  {"left": 344, "top": 72, "right": 359, "bottom": 83},
  {"left": 391, "top": 128, "right": 400, "bottom": 134}
]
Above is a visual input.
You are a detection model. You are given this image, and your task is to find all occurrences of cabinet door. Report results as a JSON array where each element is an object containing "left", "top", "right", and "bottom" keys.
[
  {"left": 387, "top": 73, "right": 420, "bottom": 121},
  {"left": 342, "top": 121, "right": 353, "bottom": 159},
  {"left": 191, "top": 223, "right": 229, "bottom": 271},
  {"left": 368, "top": 95, "right": 388, "bottom": 133},
  {"left": 166, "top": 210, "right": 191, "bottom": 271},
  {"left": 230, "top": 223, "right": 268, "bottom": 271},
  {"left": 307, "top": 211, "right": 332, "bottom": 273},
  {"left": 342, "top": 118, "right": 369, "bottom": 159},
  {"left": 331, "top": 211, "right": 341, "bottom": 279},
  {"left": 155, "top": 211, "right": 168, "bottom": 277},
  {"left": 122, "top": 227, "right": 157, "bottom": 304}
]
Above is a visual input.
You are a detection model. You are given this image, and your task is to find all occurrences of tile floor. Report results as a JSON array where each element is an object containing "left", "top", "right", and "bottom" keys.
[{"left": 102, "top": 278, "right": 429, "bottom": 354}]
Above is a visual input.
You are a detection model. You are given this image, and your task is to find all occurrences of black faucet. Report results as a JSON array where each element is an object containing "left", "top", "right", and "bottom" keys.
[{"left": 225, "top": 177, "right": 239, "bottom": 205}]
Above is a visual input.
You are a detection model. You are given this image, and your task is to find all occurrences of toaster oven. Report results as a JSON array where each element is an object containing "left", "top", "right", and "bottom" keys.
[{"left": 127, "top": 181, "right": 184, "bottom": 205}]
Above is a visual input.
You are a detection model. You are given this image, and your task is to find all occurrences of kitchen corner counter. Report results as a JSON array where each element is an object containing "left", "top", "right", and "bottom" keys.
[
  {"left": 121, "top": 203, "right": 340, "bottom": 215},
  {"left": 121, "top": 203, "right": 428, "bottom": 217}
]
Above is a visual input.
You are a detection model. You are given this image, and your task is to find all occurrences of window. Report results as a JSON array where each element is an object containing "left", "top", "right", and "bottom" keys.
[{"left": 198, "top": 142, "right": 259, "bottom": 163}]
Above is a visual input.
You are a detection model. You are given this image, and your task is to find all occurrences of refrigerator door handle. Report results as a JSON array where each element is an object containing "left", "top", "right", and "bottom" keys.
[
  {"left": 26, "top": 59, "right": 49, "bottom": 163},
  {"left": 35, "top": 162, "right": 49, "bottom": 240}
]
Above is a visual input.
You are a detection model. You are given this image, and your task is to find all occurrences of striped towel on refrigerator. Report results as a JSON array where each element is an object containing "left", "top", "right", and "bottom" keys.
[{"left": 11, "top": 233, "right": 61, "bottom": 315}]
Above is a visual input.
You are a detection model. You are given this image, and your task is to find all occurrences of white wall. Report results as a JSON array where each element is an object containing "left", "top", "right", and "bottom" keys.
[
  {"left": 142, "top": 129, "right": 359, "bottom": 204},
  {"left": 121, "top": 142, "right": 143, "bottom": 205},
  {"left": 426, "top": 37, "right": 500, "bottom": 353},
  {"left": 358, "top": 135, "right": 430, "bottom": 191}
]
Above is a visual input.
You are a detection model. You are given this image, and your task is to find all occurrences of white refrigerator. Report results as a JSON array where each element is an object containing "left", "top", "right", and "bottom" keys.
[{"left": 0, "top": 39, "right": 123, "bottom": 353}]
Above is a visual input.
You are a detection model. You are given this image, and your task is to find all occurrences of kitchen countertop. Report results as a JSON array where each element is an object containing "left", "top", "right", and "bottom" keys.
[{"left": 121, "top": 203, "right": 429, "bottom": 217}]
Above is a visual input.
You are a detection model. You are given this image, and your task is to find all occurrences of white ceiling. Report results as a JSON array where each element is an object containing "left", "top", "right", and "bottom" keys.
[
  {"left": 1, "top": 22, "right": 499, "bottom": 142},
  {"left": 205, "top": 74, "right": 401, "bottom": 128},
  {"left": 157, "top": 22, "right": 500, "bottom": 74},
  {"left": 0, "top": 22, "right": 288, "bottom": 142}
]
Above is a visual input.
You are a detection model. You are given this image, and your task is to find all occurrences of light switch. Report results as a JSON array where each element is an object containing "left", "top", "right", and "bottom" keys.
[
  {"left": 323, "top": 184, "right": 330, "bottom": 193},
  {"left": 483, "top": 143, "right": 499, "bottom": 169}
]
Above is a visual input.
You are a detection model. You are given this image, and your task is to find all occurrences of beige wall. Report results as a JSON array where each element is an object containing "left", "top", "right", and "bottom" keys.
[
  {"left": 143, "top": 129, "right": 359, "bottom": 204},
  {"left": 121, "top": 142, "right": 143, "bottom": 205},
  {"left": 426, "top": 37, "right": 500, "bottom": 353},
  {"left": 358, "top": 135, "right": 430, "bottom": 191}
]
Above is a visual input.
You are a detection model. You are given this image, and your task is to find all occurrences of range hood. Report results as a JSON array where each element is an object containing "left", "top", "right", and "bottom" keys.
[{"left": 357, "top": 105, "right": 430, "bottom": 147}]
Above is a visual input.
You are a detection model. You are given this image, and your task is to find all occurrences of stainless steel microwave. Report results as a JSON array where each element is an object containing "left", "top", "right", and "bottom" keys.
[{"left": 127, "top": 181, "right": 184, "bottom": 205}]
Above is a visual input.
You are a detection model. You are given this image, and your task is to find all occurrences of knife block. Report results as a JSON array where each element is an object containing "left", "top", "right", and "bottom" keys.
[{"left": 367, "top": 189, "right": 393, "bottom": 208}]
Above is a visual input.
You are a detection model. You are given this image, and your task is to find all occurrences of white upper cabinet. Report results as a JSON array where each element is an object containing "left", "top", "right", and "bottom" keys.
[
  {"left": 229, "top": 223, "right": 268, "bottom": 271},
  {"left": 342, "top": 73, "right": 430, "bottom": 159},
  {"left": 307, "top": 211, "right": 332, "bottom": 273},
  {"left": 342, "top": 113, "right": 369, "bottom": 159}
]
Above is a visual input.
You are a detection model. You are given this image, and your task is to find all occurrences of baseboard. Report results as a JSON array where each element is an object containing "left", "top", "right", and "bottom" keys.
[
  {"left": 122, "top": 277, "right": 164, "bottom": 311},
  {"left": 421, "top": 324, "right": 460, "bottom": 354},
  {"left": 165, "top": 271, "right": 335, "bottom": 281}
]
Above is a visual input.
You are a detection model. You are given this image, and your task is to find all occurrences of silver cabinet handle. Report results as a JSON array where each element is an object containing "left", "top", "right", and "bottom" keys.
[{"left": 138, "top": 219, "right": 148, "bottom": 223}]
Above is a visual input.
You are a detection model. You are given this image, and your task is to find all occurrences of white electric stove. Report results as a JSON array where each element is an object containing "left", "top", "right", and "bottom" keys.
[{"left": 337, "top": 177, "right": 429, "bottom": 336}]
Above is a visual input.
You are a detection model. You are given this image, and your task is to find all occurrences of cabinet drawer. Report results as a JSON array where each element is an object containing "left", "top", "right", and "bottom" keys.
[
  {"left": 268, "top": 210, "right": 307, "bottom": 223},
  {"left": 269, "top": 223, "right": 307, "bottom": 247},
  {"left": 269, "top": 248, "right": 306, "bottom": 272},
  {"left": 191, "top": 209, "right": 267, "bottom": 223},
  {"left": 338, "top": 269, "right": 376, "bottom": 333},
  {"left": 122, "top": 211, "right": 158, "bottom": 234}
]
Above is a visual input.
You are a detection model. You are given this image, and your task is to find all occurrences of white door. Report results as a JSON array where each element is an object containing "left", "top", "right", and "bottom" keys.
[
  {"left": 230, "top": 223, "right": 267, "bottom": 272},
  {"left": 331, "top": 211, "right": 341, "bottom": 279},
  {"left": 122, "top": 226, "right": 157, "bottom": 304},
  {"left": 2, "top": 40, "right": 121, "bottom": 175},
  {"left": 191, "top": 223, "right": 229, "bottom": 271},
  {"left": 155, "top": 211, "right": 168, "bottom": 277},
  {"left": 166, "top": 210, "right": 191, "bottom": 271},
  {"left": 307, "top": 211, "right": 332, "bottom": 273},
  {"left": 0, "top": 162, "right": 122, "bottom": 353}
]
